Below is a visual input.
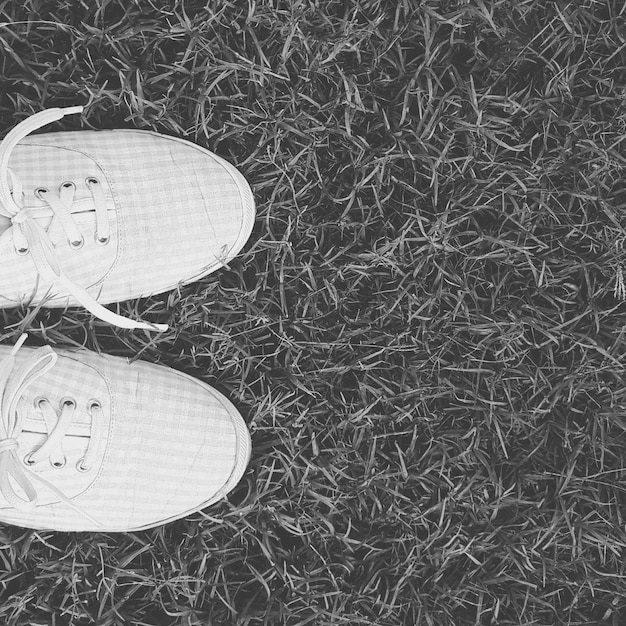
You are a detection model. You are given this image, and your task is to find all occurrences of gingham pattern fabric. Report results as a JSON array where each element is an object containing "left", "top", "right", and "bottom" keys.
[
  {"left": 0, "top": 345, "right": 251, "bottom": 532},
  {"left": 0, "top": 129, "right": 255, "bottom": 307}
]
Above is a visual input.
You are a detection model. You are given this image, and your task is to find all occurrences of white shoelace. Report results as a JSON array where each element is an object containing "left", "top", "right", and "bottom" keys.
[
  {"left": 0, "top": 335, "right": 100, "bottom": 526},
  {"left": 0, "top": 107, "right": 167, "bottom": 332}
]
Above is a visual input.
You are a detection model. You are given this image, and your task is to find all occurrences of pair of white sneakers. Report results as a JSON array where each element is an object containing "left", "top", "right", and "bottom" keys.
[{"left": 0, "top": 107, "right": 255, "bottom": 532}]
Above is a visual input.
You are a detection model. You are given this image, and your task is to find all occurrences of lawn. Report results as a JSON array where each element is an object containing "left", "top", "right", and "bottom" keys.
[{"left": 1, "top": 0, "right": 626, "bottom": 624}]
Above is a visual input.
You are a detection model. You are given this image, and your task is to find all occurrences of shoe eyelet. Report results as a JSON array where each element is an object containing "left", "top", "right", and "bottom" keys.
[
  {"left": 23, "top": 454, "right": 36, "bottom": 466},
  {"left": 87, "top": 399, "right": 102, "bottom": 413},
  {"left": 76, "top": 459, "right": 91, "bottom": 473},
  {"left": 34, "top": 187, "right": 49, "bottom": 199},
  {"left": 95, "top": 234, "right": 110, "bottom": 245},
  {"left": 69, "top": 237, "right": 84, "bottom": 250},
  {"left": 51, "top": 458, "right": 66, "bottom": 469},
  {"left": 33, "top": 396, "right": 48, "bottom": 410},
  {"left": 85, "top": 176, "right": 100, "bottom": 187},
  {"left": 60, "top": 397, "right": 76, "bottom": 410},
  {"left": 15, "top": 246, "right": 29, "bottom": 256},
  {"left": 61, "top": 181, "right": 76, "bottom": 191}
]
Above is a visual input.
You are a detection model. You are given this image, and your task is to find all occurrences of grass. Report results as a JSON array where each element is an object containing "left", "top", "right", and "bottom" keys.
[{"left": 1, "top": 0, "right": 626, "bottom": 623}]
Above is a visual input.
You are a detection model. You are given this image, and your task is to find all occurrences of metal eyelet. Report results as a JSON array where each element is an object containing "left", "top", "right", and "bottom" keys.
[
  {"left": 34, "top": 187, "right": 49, "bottom": 199},
  {"left": 76, "top": 459, "right": 90, "bottom": 473},
  {"left": 23, "top": 454, "right": 36, "bottom": 466},
  {"left": 16, "top": 246, "right": 30, "bottom": 256},
  {"left": 87, "top": 399, "right": 102, "bottom": 413},
  {"left": 69, "top": 236, "right": 84, "bottom": 250},
  {"left": 85, "top": 176, "right": 100, "bottom": 186},
  {"left": 51, "top": 458, "right": 67, "bottom": 469},
  {"left": 95, "top": 233, "right": 110, "bottom": 246},
  {"left": 60, "top": 397, "right": 76, "bottom": 410},
  {"left": 33, "top": 396, "right": 48, "bottom": 410},
  {"left": 61, "top": 181, "right": 76, "bottom": 191}
]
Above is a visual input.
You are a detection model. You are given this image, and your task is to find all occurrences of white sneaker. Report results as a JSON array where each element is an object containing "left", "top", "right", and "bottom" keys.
[
  {"left": 0, "top": 336, "right": 251, "bottom": 531},
  {"left": 0, "top": 107, "right": 255, "bottom": 331}
]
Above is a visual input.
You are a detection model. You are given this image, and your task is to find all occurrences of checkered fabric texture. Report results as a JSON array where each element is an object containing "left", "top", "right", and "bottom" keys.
[
  {"left": 0, "top": 129, "right": 255, "bottom": 307},
  {"left": 0, "top": 345, "right": 251, "bottom": 532}
]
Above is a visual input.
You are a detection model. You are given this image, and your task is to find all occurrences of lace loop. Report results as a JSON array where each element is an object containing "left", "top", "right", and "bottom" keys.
[
  {"left": 0, "top": 438, "right": 17, "bottom": 453},
  {"left": 0, "top": 108, "right": 168, "bottom": 332}
]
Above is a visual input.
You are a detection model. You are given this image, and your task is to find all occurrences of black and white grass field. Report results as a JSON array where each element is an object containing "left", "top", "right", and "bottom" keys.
[{"left": 1, "top": 1, "right": 626, "bottom": 624}]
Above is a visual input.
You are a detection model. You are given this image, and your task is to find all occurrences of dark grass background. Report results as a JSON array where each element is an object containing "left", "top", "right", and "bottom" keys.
[{"left": 1, "top": 0, "right": 626, "bottom": 624}]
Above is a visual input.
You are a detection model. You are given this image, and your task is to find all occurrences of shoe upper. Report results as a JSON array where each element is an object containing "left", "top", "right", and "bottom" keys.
[
  {"left": 0, "top": 129, "right": 255, "bottom": 308},
  {"left": 0, "top": 344, "right": 251, "bottom": 532}
]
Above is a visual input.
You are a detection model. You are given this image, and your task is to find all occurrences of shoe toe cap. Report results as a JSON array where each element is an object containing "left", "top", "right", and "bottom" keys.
[{"left": 92, "top": 359, "right": 251, "bottom": 530}]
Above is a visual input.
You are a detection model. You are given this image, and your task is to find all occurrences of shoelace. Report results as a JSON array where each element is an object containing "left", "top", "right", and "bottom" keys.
[
  {"left": 0, "top": 335, "right": 101, "bottom": 526},
  {"left": 0, "top": 107, "right": 167, "bottom": 332}
]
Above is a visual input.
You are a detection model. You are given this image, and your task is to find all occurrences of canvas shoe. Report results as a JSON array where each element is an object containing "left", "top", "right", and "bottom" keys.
[
  {"left": 0, "top": 107, "right": 255, "bottom": 331},
  {"left": 0, "top": 335, "right": 251, "bottom": 531}
]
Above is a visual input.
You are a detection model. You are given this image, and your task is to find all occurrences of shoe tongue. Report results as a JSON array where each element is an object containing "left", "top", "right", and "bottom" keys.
[
  {"left": 7, "top": 197, "right": 103, "bottom": 245},
  {"left": 16, "top": 397, "right": 92, "bottom": 461},
  {"left": 23, "top": 197, "right": 98, "bottom": 223}
]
